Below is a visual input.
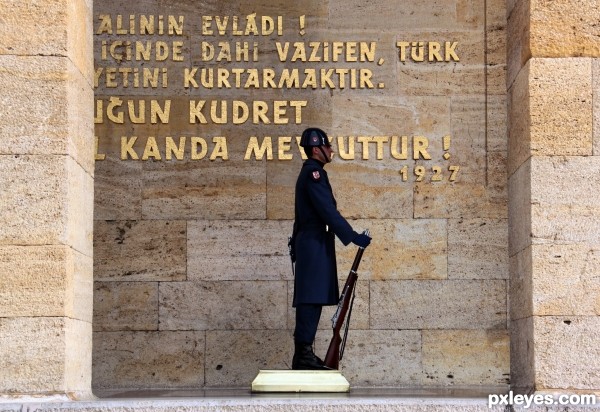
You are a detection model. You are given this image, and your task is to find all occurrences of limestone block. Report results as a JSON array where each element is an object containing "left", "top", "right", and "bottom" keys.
[
  {"left": 393, "top": 28, "right": 486, "bottom": 95},
  {"left": 93, "top": 0, "right": 159, "bottom": 16},
  {"left": 315, "top": 330, "right": 422, "bottom": 387},
  {"left": 529, "top": 0, "right": 600, "bottom": 58},
  {"left": 140, "top": 135, "right": 267, "bottom": 220},
  {"left": 0, "top": 317, "right": 91, "bottom": 396},
  {"left": 328, "top": 161, "right": 413, "bottom": 219},
  {"left": 486, "top": 0, "right": 507, "bottom": 67},
  {"left": 510, "top": 316, "right": 535, "bottom": 393},
  {"left": 506, "top": 0, "right": 518, "bottom": 17},
  {"left": 448, "top": 218, "right": 508, "bottom": 280},
  {"left": 93, "top": 281, "right": 159, "bottom": 331},
  {"left": 487, "top": 95, "right": 508, "bottom": 152},
  {"left": 534, "top": 316, "right": 600, "bottom": 390},
  {"left": 64, "top": 317, "right": 93, "bottom": 397},
  {"left": 0, "top": 246, "right": 92, "bottom": 322},
  {"left": 0, "top": 155, "right": 93, "bottom": 256},
  {"left": 486, "top": 64, "right": 507, "bottom": 97},
  {"left": 340, "top": 219, "right": 446, "bottom": 280},
  {"left": 398, "top": 65, "right": 485, "bottom": 97},
  {"left": 238, "top": 0, "right": 328, "bottom": 23},
  {"left": 159, "top": 281, "right": 287, "bottom": 330},
  {"left": 266, "top": 155, "right": 304, "bottom": 220},
  {"left": 422, "top": 330, "right": 510, "bottom": 386},
  {"left": 487, "top": 150, "right": 507, "bottom": 190},
  {"left": 72, "top": 249, "right": 94, "bottom": 324},
  {"left": 286, "top": 280, "right": 370, "bottom": 331},
  {"left": 93, "top": 157, "right": 142, "bottom": 220},
  {"left": 531, "top": 244, "right": 600, "bottom": 316},
  {"left": 0, "top": 0, "right": 93, "bottom": 83},
  {"left": 92, "top": 331, "right": 204, "bottom": 389},
  {"left": 205, "top": 330, "right": 293, "bottom": 387},
  {"left": 450, "top": 96, "right": 487, "bottom": 184},
  {"left": 509, "top": 246, "right": 533, "bottom": 321},
  {"left": 187, "top": 220, "right": 290, "bottom": 281},
  {"left": 94, "top": 220, "right": 186, "bottom": 281},
  {"left": 414, "top": 182, "right": 507, "bottom": 219},
  {"left": 595, "top": 60, "right": 600, "bottom": 155},
  {"left": 329, "top": 0, "right": 483, "bottom": 31},
  {"left": 0, "top": 55, "right": 95, "bottom": 175},
  {"left": 530, "top": 156, "right": 600, "bottom": 245},
  {"left": 508, "top": 158, "right": 531, "bottom": 257},
  {"left": 506, "top": 0, "right": 530, "bottom": 88},
  {"left": 527, "top": 59, "right": 593, "bottom": 157},
  {"left": 333, "top": 95, "right": 450, "bottom": 139},
  {"left": 507, "top": 60, "right": 530, "bottom": 176},
  {"left": 370, "top": 280, "right": 507, "bottom": 329}
]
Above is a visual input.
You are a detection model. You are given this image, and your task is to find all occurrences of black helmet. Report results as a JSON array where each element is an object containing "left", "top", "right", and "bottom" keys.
[{"left": 300, "top": 127, "right": 330, "bottom": 147}]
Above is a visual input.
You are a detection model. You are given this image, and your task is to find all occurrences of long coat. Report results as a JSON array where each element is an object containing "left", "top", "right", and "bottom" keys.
[{"left": 292, "top": 158, "right": 357, "bottom": 307}]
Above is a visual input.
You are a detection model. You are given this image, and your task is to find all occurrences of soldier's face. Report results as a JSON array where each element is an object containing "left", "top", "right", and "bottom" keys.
[{"left": 314, "top": 145, "right": 334, "bottom": 163}]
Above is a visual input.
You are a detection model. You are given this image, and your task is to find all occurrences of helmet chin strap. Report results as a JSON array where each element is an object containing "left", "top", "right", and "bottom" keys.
[{"left": 317, "top": 146, "right": 332, "bottom": 163}]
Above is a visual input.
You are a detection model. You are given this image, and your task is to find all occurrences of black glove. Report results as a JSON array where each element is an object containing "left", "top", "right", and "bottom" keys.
[{"left": 352, "top": 233, "right": 371, "bottom": 248}]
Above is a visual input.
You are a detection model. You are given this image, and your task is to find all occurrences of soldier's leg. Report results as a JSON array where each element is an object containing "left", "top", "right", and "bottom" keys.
[
  {"left": 294, "top": 304, "right": 322, "bottom": 344},
  {"left": 293, "top": 304, "right": 330, "bottom": 370}
]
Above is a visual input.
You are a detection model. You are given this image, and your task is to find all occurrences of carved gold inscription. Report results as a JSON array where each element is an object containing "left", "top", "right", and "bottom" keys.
[{"left": 94, "top": 12, "right": 465, "bottom": 182}]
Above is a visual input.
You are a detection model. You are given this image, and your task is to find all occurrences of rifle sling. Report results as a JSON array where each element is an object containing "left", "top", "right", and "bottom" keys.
[{"left": 339, "top": 289, "right": 356, "bottom": 361}]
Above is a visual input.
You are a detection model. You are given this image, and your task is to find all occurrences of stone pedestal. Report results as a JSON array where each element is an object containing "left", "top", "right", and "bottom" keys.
[{"left": 251, "top": 370, "right": 350, "bottom": 393}]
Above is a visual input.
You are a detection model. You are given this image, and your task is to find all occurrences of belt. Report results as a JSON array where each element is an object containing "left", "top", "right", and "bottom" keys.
[{"left": 299, "top": 223, "right": 330, "bottom": 232}]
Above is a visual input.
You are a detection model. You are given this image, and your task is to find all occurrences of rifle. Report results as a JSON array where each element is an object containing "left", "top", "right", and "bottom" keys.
[{"left": 324, "top": 229, "right": 369, "bottom": 369}]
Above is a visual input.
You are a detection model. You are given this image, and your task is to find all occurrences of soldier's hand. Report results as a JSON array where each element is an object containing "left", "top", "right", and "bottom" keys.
[{"left": 352, "top": 233, "right": 371, "bottom": 248}]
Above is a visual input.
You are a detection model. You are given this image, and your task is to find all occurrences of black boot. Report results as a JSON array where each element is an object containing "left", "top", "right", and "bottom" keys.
[{"left": 292, "top": 342, "right": 332, "bottom": 370}]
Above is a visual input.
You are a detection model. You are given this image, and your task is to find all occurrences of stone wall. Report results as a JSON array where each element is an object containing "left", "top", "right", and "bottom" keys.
[
  {"left": 0, "top": 0, "right": 95, "bottom": 399},
  {"left": 91, "top": 0, "right": 510, "bottom": 390},
  {"left": 507, "top": 0, "right": 600, "bottom": 393}
]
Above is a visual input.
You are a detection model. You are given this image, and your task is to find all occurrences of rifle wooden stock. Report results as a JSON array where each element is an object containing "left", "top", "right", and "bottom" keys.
[{"left": 324, "top": 245, "right": 366, "bottom": 369}]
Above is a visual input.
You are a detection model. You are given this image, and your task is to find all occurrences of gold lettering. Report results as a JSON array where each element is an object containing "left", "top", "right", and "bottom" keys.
[
  {"left": 121, "top": 136, "right": 139, "bottom": 160},
  {"left": 445, "top": 41, "right": 460, "bottom": 61},
  {"left": 253, "top": 101, "right": 269, "bottom": 124},
  {"left": 245, "top": 136, "right": 273, "bottom": 160},
  {"left": 357, "top": 136, "right": 373, "bottom": 160},
  {"left": 165, "top": 136, "right": 185, "bottom": 160},
  {"left": 232, "top": 101, "right": 249, "bottom": 124},
  {"left": 337, "top": 136, "right": 355, "bottom": 160},
  {"left": 278, "top": 136, "right": 293, "bottom": 160},
  {"left": 95, "top": 136, "right": 106, "bottom": 160},
  {"left": 142, "top": 136, "right": 162, "bottom": 160},
  {"left": 428, "top": 42, "right": 443, "bottom": 62},
  {"left": 189, "top": 100, "right": 206, "bottom": 123},
  {"left": 191, "top": 137, "right": 207, "bottom": 160},
  {"left": 210, "top": 137, "right": 229, "bottom": 160},
  {"left": 391, "top": 135, "right": 408, "bottom": 160},
  {"left": 372, "top": 136, "right": 389, "bottom": 160},
  {"left": 413, "top": 136, "right": 431, "bottom": 160},
  {"left": 150, "top": 99, "right": 170, "bottom": 124}
]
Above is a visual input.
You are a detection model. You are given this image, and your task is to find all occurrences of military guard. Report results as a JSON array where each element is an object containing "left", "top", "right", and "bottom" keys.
[{"left": 289, "top": 127, "right": 371, "bottom": 370}]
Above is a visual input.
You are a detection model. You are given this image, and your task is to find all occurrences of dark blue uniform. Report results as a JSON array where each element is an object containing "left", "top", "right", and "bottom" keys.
[{"left": 292, "top": 158, "right": 358, "bottom": 307}]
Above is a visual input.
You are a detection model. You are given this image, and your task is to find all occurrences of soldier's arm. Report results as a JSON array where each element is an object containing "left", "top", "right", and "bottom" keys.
[{"left": 306, "top": 173, "right": 358, "bottom": 245}]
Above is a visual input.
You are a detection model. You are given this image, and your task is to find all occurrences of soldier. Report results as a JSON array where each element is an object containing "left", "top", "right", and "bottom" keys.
[{"left": 290, "top": 127, "right": 371, "bottom": 370}]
